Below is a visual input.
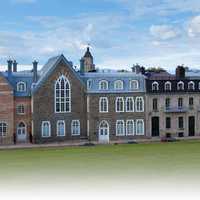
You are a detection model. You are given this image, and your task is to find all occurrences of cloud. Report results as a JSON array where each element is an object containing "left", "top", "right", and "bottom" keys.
[
  {"left": 11, "top": 0, "right": 36, "bottom": 3},
  {"left": 188, "top": 15, "right": 200, "bottom": 37}
]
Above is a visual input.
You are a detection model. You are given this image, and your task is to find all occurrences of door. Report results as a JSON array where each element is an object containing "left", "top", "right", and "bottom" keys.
[
  {"left": 152, "top": 117, "right": 160, "bottom": 137},
  {"left": 188, "top": 116, "right": 195, "bottom": 137},
  {"left": 99, "top": 121, "right": 109, "bottom": 143},
  {"left": 17, "top": 122, "right": 27, "bottom": 142}
]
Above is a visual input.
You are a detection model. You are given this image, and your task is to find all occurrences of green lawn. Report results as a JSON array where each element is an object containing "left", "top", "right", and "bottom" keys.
[{"left": 1, "top": 141, "right": 200, "bottom": 183}]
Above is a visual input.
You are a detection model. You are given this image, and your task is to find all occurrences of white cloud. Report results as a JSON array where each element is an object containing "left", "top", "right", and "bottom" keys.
[{"left": 188, "top": 15, "right": 200, "bottom": 37}]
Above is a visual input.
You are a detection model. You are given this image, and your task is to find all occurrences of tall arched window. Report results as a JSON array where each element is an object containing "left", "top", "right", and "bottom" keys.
[
  {"left": 99, "top": 97, "right": 108, "bottom": 113},
  {"left": 71, "top": 120, "right": 80, "bottom": 136},
  {"left": 188, "top": 81, "right": 195, "bottom": 90},
  {"left": 165, "top": 81, "right": 171, "bottom": 91},
  {"left": 126, "top": 120, "right": 134, "bottom": 135},
  {"left": 99, "top": 120, "right": 109, "bottom": 137},
  {"left": 57, "top": 120, "right": 65, "bottom": 136},
  {"left": 136, "top": 119, "right": 144, "bottom": 135},
  {"left": 99, "top": 80, "right": 108, "bottom": 90},
  {"left": 116, "top": 97, "right": 124, "bottom": 112},
  {"left": 55, "top": 75, "right": 71, "bottom": 113},
  {"left": 0, "top": 122, "right": 7, "bottom": 137},
  {"left": 136, "top": 97, "right": 144, "bottom": 112},
  {"left": 17, "top": 82, "right": 26, "bottom": 92},
  {"left": 116, "top": 120, "right": 125, "bottom": 136},
  {"left": 152, "top": 82, "right": 159, "bottom": 91},
  {"left": 130, "top": 80, "right": 139, "bottom": 90},
  {"left": 177, "top": 81, "right": 184, "bottom": 90},
  {"left": 114, "top": 80, "right": 124, "bottom": 90},
  {"left": 126, "top": 97, "right": 134, "bottom": 112},
  {"left": 41, "top": 121, "right": 51, "bottom": 137}
]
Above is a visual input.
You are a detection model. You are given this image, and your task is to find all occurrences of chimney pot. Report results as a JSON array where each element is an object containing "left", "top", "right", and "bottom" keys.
[
  {"left": 13, "top": 60, "right": 18, "bottom": 72},
  {"left": 7, "top": 59, "right": 13, "bottom": 74},
  {"left": 33, "top": 60, "right": 38, "bottom": 83}
]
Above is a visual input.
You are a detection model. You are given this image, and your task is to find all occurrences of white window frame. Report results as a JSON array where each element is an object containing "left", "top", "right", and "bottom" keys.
[
  {"left": 99, "top": 80, "right": 108, "bottom": 90},
  {"left": 17, "top": 81, "right": 26, "bottom": 92},
  {"left": 165, "top": 81, "right": 171, "bottom": 91},
  {"left": 126, "top": 120, "right": 135, "bottom": 136},
  {"left": 114, "top": 80, "right": 124, "bottom": 90},
  {"left": 99, "top": 97, "right": 109, "bottom": 113},
  {"left": 136, "top": 119, "right": 144, "bottom": 136},
  {"left": 87, "top": 96, "right": 90, "bottom": 113},
  {"left": 71, "top": 120, "right": 80, "bottom": 136},
  {"left": 177, "top": 81, "right": 184, "bottom": 90},
  {"left": 152, "top": 81, "right": 159, "bottom": 91},
  {"left": 130, "top": 80, "right": 139, "bottom": 90},
  {"left": 56, "top": 120, "right": 66, "bottom": 137},
  {"left": 126, "top": 97, "right": 134, "bottom": 112},
  {"left": 116, "top": 120, "right": 125, "bottom": 136},
  {"left": 87, "top": 79, "right": 92, "bottom": 90},
  {"left": 115, "top": 97, "right": 124, "bottom": 112},
  {"left": 135, "top": 97, "right": 144, "bottom": 112},
  {"left": 41, "top": 121, "right": 51, "bottom": 138},
  {"left": 16, "top": 104, "right": 25, "bottom": 115},
  {"left": 0, "top": 122, "right": 7, "bottom": 137},
  {"left": 188, "top": 81, "right": 195, "bottom": 90}
]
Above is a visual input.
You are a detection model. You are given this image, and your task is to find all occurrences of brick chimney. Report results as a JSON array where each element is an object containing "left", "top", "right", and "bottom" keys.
[
  {"left": 13, "top": 60, "right": 18, "bottom": 72},
  {"left": 7, "top": 59, "right": 13, "bottom": 75},
  {"left": 33, "top": 60, "right": 38, "bottom": 83},
  {"left": 176, "top": 65, "right": 185, "bottom": 79}
]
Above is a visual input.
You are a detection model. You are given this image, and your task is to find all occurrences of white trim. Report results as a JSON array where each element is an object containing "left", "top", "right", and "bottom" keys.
[
  {"left": 99, "top": 97, "right": 109, "bottom": 113},
  {"left": 116, "top": 120, "right": 125, "bottom": 136},
  {"left": 99, "top": 80, "right": 109, "bottom": 90},
  {"left": 87, "top": 96, "right": 90, "bottom": 113},
  {"left": 71, "top": 120, "right": 81, "bottom": 136},
  {"left": 41, "top": 121, "right": 51, "bottom": 138},
  {"left": 87, "top": 120, "right": 90, "bottom": 137},
  {"left": 99, "top": 120, "right": 110, "bottom": 143},
  {"left": 56, "top": 120, "right": 66, "bottom": 137},
  {"left": 177, "top": 81, "right": 184, "bottom": 90},
  {"left": 115, "top": 97, "right": 124, "bottom": 112},
  {"left": 130, "top": 80, "right": 139, "bottom": 90},
  {"left": 114, "top": 80, "right": 124, "bottom": 90},
  {"left": 152, "top": 81, "right": 159, "bottom": 91},
  {"left": 164, "top": 81, "right": 171, "bottom": 91},
  {"left": 126, "top": 120, "right": 135, "bottom": 136},
  {"left": 17, "top": 81, "right": 26, "bottom": 92},
  {"left": 136, "top": 119, "right": 144, "bottom": 135},
  {"left": 126, "top": 97, "right": 134, "bottom": 112},
  {"left": 135, "top": 97, "right": 144, "bottom": 112}
]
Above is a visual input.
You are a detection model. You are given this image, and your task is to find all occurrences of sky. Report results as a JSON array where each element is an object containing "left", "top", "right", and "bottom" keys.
[{"left": 0, "top": 0, "right": 200, "bottom": 71}]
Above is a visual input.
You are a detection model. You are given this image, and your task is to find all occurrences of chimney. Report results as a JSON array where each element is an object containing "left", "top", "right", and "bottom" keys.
[
  {"left": 33, "top": 60, "right": 38, "bottom": 83},
  {"left": 13, "top": 60, "right": 18, "bottom": 72},
  {"left": 7, "top": 59, "right": 13, "bottom": 75},
  {"left": 176, "top": 65, "right": 185, "bottom": 79},
  {"left": 132, "top": 64, "right": 141, "bottom": 74}
]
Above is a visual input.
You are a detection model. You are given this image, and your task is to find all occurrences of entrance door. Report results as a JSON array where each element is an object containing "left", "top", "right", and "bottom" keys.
[
  {"left": 152, "top": 117, "right": 160, "bottom": 137},
  {"left": 17, "top": 122, "right": 27, "bottom": 142},
  {"left": 99, "top": 121, "right": 109, "bottom": 143},
  {"left": 188, "top": 116, "right": 195, "bottom": 137}
]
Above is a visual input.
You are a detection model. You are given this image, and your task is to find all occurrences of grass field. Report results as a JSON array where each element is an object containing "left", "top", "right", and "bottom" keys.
[{"left": 1, "top": 141, "right": 200, "bottom": 184}]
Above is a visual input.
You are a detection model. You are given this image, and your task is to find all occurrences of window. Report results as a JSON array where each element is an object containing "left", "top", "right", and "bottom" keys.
[
  {"left": 116, "top": 97, "right": 124, "bottom": 112},
  {"left": 165, "top": 81, "right": 171, "bottom": 91},
  {"left": 152, "top": 82, "right": 159, "bottom": 91},
  {"left": 165, "top": 98, "right": 170, "bottom": 110},
  {"left": 114, "top": 80, "right": 124, "bottom": 90},
  {"left": 152, "top": 98, "right": 158, "bottom": 111},
  {"left": 17, "top": 82, "right": 26, "bottom": 92},
  {"left": 87, "top": 79, "right": 92, "bottom": 90},
  {"left": 57, "top": 121, "right": 65, "bottom": 136},
  {"left": 17, "top": 104, "right": 25, "bottom": 114},
  {"left": 126, "top": 97, "right": 134, "bottom": 112},
  {"left": 99, "top": 80, "right": 108, "bottom": 90},
  {"left": 166, "top": 117, "right": 171, "bottom": 129},
  {"left": 116, "top": 120, "right": 125, "bottom": 136},
  {"left": 189, "top": 97, "right": 194, "bottom": 108},
  {"left": 41, "top": 121, "right": 51, "bottom": 137},
  {"left": 71, "top": 120, "right": 80, "bottom": 136},
  {"left": 178, "top": 98, "right": 183, "bottom": 109},
  {"left": 136, "top": 97, "right": 144, "bottom": 112},
  {"left": 177, "top": 81, "right": 184, "bottom": 90},
  {"left": 17, "top": 122, "right": 26, "bottom": 135},
  {"left": 0, "top": 122, "right": 7, "bottom": 137},
  {"left": 126, "top": 120, "right": 134, "bottom": 136},
  {"left": 130, "top": 80, "right": 139, "bottom": 90},
  {"left": 55, "top": 75, "right": 71, "bottom": 113},
  {"left": 136, "top": 119, "right": 144, "bottom": 135},
  {"left": 99, "top": 120, "right": 109, "bottom": 136},
  {"left": 188, "top": 81, "right": 195, "bottom": 90},
  {"left": 178, "top": 117, "right": 184, "bottom": 129},
  {"left": 99, "top": 97, "right": 108, "bottom": 113}
]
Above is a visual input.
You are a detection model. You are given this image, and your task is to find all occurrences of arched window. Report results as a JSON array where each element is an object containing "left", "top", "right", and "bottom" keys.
[
  {"left": 17, "top": 104, "right": 25, "bottom": 114},
  {"left": 136, "top": 97, "right": 144, "bottom": 112},
  {"left": 126, "top": 120, "right": 134, "bottom": 136},
  {"left": 55, "top": 75, "right": 71, "bottom": 113},
  {"left": 0, "top": 122, "right": 7, "bottom": 137},
  {"left": 87, "top": 79, "right": 92, "bottom": 90},
  {"left": 41, "top": 121, "right": 51, "bottom": 137},
  {"left": 116, "top": 97, "right": 124, "bottom": 112},
  {"left": 152, "top": 82, "right": 159, "bottom": 91},
  {"left": 136, "top": 119, "right": 144, "bottom": 135},
  {"left": 177, "top": 81, "right": 184, "bottom": 90},
  {"left": 17, "top": 82, "right": 26, "bottom": 92},
  {"left": 126, "top": 97, "right": 134, "bottom": 112},
  {"left": 114, "top": 80, "right": 124, "bottom": 90},
  {"left": 99, "top": 80, "right": 108, "bottom": 90},
  {"left": 57, "top": 120, "right": 65, "bottom": 136},
  {"left": 165, "top": 81, "right": 171, "bottom": 91},
  {"left": 17, "top": 122, "right": 26, "bottom": 135},
  {"left": 99, "top": 120, "right": 109, "bottom": 136},
  {"left": 130, "top": 80, "right": 139, "bottom": 90},
  {"left": 99, "top": 97, "right": 108, "bottom": 113},
  {"left": 71, "top": 120, "right": 80, "bottom": 136},
  {"left": 188, "top": 81, "right": 195, "bottom": 90},
  {"left": 116, "top": 120, "right": 125, "bottom": 136}
]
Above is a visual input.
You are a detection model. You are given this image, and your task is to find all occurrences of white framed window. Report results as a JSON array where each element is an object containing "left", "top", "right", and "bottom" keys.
[
  {"left": 136, "top": 97, "right": 144, "bottom": 112},
  {"left": 17, "top": 122, "right": 26, "bottom": 135},
  {"left": 57, "top": 120, "right": 65, "bottom": 137},
  {"left": 188, "top": 81, "right": 195, "bottom": 90},
  {"left": 0, "top": 122, "right": 7, "bottom": 137},
  {"left": 99, "top": 97, "right": 108, "bottom": 113},
  {"left": 41, "top": 121, "right": 51, "bottom": 138},
  {"left": 87, "top": 79, "right": 92, "bottom": 90},
  {"left": 130, "top": 80, "right": 139, "bottom": 90},
  {"left": 126, "top": 97, "right": 134, "bottom": 112},
  {"left": 17, "top": 82, "right": 26, "bottom": 92},
  {"left": 165, "top": 81, "right": 171, "bottom": 91},
  {"left": 136, "top": 119, "right": 144, "bottom": 135},
  {"left": 116, "top": 120, "right": 125, "bottom": 136},
  {"left": 99, "top": 80, "right": 108, "bottom": 90},
  {"left": 55, "top": 75, "right": 71, "bottom": 113},
  {"left": 116, "top": 97, "right": 124, "bottom": 112},
  {"left": 114, "top": 80, "right": 124, "bottom": 90},
  {"left": 152, "top": 82, "right": 159, "bottom": 91},
  {"left": 16, "top": 104, "right": 25, "bottom": 114},
  {"left": 71, "top": 120, "right": 80, "bottom": 136},
  {"left": 126, "top": 120, "right": 134, "bottom": 136},
  {"left": 177, "top": 81, "right": 184, "bottom": 90},
  {"left": 99, "top": 120, "right": 109, "bottom": 136}
]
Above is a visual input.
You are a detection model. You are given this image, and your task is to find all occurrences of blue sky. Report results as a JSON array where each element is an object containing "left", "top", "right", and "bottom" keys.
[{"left": 0, "top": 0, "right": 200, "bottom": 71}]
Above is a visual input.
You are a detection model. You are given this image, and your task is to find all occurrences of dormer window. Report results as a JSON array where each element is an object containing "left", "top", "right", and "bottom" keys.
[
  {"left": 130, "top": 80, "right": 139, "bottom": 90},
  {"left": 188, "top": 81, "right": 195, "bottom": 90},
  {"left": 165, "top": 81, "right": 171, "bottom": 91},
  {"left": 114, "top": 80, "right": 124, "bottom": 90},
  {"left": 17, "top": 82, "right": 26, "bottom": 92},
  {"left": 152, "top": 82, "right": 159, "bottom": 91},
  {"left": 177, "top": 81, "right": 184, "bottom": 90},
  {"left": 99, "top": 80, "right": 108, "bottom": 90},
  {"left": 87, "top": 79, "right": 92, "bottom": 90}
]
